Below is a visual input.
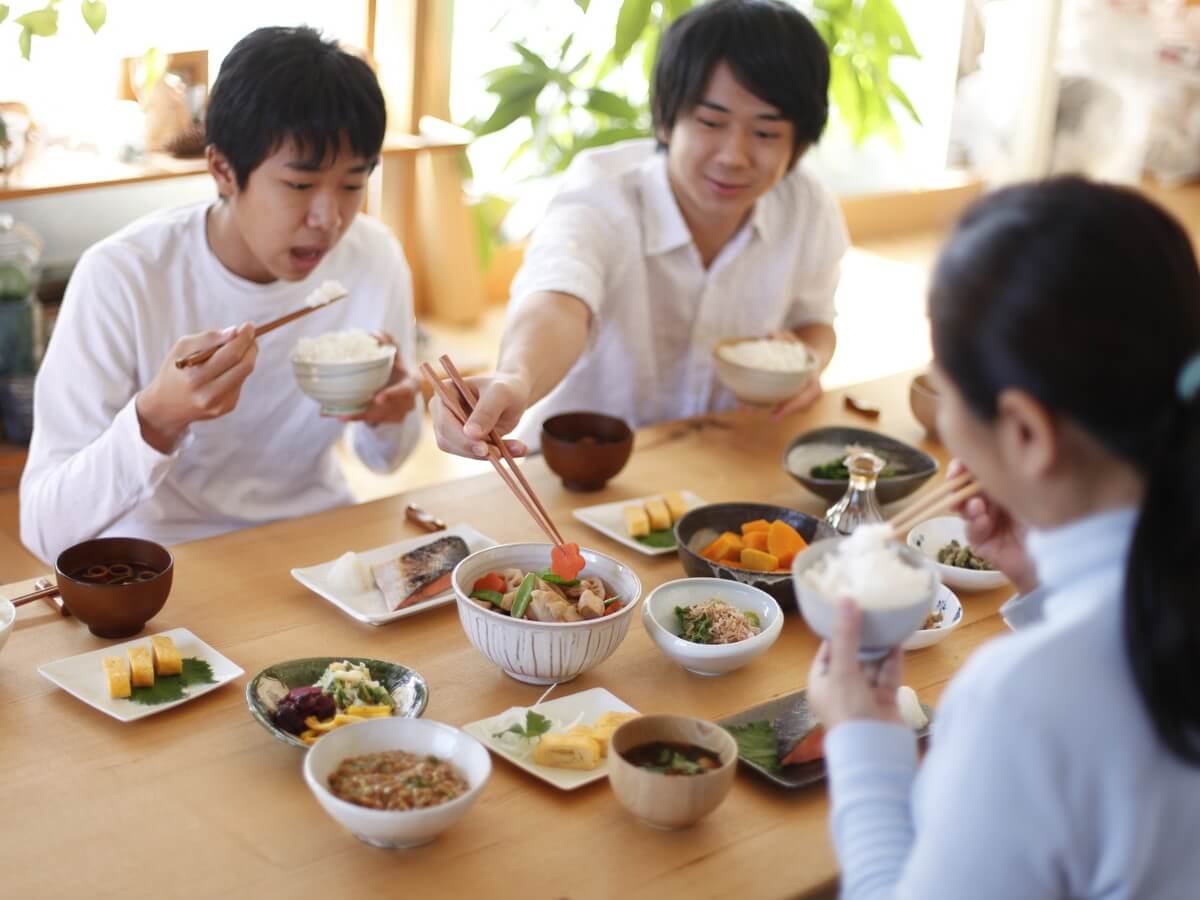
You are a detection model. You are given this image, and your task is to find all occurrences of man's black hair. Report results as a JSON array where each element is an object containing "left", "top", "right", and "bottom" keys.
[
  {"left": 205, "top": 26, "right": 387, "bottom": 188},
  {"left": 652, "top": 0, "right": 830, "bottom": 166}
]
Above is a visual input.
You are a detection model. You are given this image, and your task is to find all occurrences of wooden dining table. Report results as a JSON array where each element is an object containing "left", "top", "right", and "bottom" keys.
[{"left": 0, "top": 371, "right": 1014, "bottom": 899}]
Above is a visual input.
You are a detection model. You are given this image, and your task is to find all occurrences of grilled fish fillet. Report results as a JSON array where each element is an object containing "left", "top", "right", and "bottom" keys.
[{"left": 372, "top": 535, "right": 470, "bottom": 611}]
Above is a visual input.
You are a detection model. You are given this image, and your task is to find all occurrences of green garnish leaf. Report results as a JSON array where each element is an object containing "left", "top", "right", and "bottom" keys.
[
  {"left": 493, "top": 709, "right": 553, "bottom": 740},
  {"left": 128, "top": 657, "right": 216, "bottom": 706},
  {"left": 536, "top": 569, "right": 580, "bottom": 587},
  {"left": 723, "top": 720, "right": 782, "bottom": 773},
  {"left": 471, "top": 589, "right": 505, "bottom": 607},
  {"left": 634, "top": 528, "right": 675, "bottom": 548},
  {"left": 604, "top": 595, "right": 621, "bottom": 607},
  {"left": 744, "top": 611, "right": 761, "bottom": 628}
]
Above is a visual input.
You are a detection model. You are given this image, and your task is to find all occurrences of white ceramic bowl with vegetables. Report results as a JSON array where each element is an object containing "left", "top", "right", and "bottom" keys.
[
  {"left": 642, "top": 578, "right": 783, "bottom": 676},
  {"left": 303, "top": 717, "right": 491, "bottom": 849},
  {"left": 900, "top": 583, "right": 963, "bottom": 651},
  {"left": 451, "top": 543, "right": 643, "bottom": 685},
  {"left": 905, "top": 516, "right": 1008, "bottom": 592}
]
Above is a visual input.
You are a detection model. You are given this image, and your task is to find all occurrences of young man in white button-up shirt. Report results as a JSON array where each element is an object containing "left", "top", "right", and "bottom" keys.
[{"left": 434, "top": 0, "right": 848, "bottom": 458}]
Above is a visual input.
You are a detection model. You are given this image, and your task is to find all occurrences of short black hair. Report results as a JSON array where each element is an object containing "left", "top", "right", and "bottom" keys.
[
  {"left": 205, "top": 26, "right": 387, "bottom": 188},
  {"left": 652, "top": 0, "right": 830, "bottom": 166}
]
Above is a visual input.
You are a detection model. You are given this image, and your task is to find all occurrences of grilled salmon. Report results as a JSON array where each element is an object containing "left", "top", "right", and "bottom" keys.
[{"left": 372, "top": 535, "right": 470, "bottom": 611}]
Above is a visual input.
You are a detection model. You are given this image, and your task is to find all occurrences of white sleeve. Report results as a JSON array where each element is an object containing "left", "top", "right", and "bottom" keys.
[
  {"left": 348, "top": 233, "right": 422, "bottom": 473},
  {"left": 784, "top": 177, "right": 849, "bottom": 330},
  {"left": 18, "top": 249, "right": 190, "bottom": 564},
  {"left": 825, "top": 665, "right": 1068, "bottom": 900}
]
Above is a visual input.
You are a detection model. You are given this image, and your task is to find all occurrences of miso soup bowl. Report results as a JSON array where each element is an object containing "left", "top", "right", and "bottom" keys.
[
  {"left": 291, "top": 344, "right": 396, "bottom": 417},
  {"left": 303, "top": 717, "right": 491, "bottom": 849},
  {"left": 608, "top": 714, "right": 737, "bottom": 830},
  {"left": 55, "top": 537, "right": 173, "bottom": 638},
  {"left": 451, "top": 542, "right": 642, "bottom": 685},
  {"left": 791, "top": 535, "right": 938, "bottom": 659}
]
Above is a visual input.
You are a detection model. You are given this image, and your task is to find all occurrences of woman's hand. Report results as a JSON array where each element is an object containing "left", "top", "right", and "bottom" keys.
[
  {"left": 136, "top": 322, "right": 259, "bottom": 453},
  {"left": 429, "top": 372, "right": 530, "bottom": 459},
  {"left": 807, "top": 598, "right": 904, "bottom": 730},
  {"left": 948, "top": 459, "right": 1039, "bottom": 593},
  {"left": 340, "top": 333, "right": 419, "bottom": 425}
]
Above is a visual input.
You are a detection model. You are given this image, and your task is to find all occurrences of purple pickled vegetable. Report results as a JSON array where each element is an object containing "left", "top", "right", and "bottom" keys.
[{"left": 273, "top": 686, "right": 337, "bottom": 735}]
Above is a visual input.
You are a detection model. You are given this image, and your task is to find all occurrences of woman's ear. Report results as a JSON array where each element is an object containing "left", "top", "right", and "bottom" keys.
[
  {"left": 206, "top": 145, "right": 237, "bottom": 199},
  {"left": 995, "top": 388, "right": 1058, "bottom": 481}
]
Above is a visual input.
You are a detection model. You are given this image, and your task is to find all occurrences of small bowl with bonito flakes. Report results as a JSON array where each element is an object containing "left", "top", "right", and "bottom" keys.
[{"left": 246, "top": 657, "right": 430, "bottom": 749}]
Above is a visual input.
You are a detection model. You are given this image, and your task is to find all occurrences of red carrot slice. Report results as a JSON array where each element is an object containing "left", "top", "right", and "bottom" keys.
[
  {"left": 550, "top": 542, "right": 585, "bottom": 581},
  {"left": 473, "top": 572, "right": 506, "bottom": 594}
]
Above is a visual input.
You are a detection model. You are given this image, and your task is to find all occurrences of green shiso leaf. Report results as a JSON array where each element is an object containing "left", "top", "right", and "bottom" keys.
[
  {"left": 723, "top": 720, "right": 782, "bottom": 772},
  {"left": 128, "top": 657, "right": 215, "bottom": 706},
  {"left": 634, "top": 528, "right": 675, "bottom": 548}
]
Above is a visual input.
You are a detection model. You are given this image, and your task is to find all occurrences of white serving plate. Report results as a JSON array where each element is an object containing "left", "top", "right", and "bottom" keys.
[
  {"left": 571, "top": 490, "right": 706, "bottom": 556},
  {"left": 905, "top": 516, "right": 1009, "bottom": 592},
  {"left": 461, "top": 687, "right": 638, "bottom": 791},
  {"left": 291, "top": 524, "right": 497, "bottom": 625},
  {"left": 38, "top": 627, "right": 243, "bottom": 722}
]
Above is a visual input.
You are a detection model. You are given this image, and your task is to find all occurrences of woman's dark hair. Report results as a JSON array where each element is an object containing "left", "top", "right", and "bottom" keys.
[
  {"left": 929, "top": 176, "right": 1200, "bottom": 764},
  {"left": 205, "top": 26, "right": 386, "bottom": 188},
  {"left": 652, "top": 0, "right": 829, "bottom": 167}
]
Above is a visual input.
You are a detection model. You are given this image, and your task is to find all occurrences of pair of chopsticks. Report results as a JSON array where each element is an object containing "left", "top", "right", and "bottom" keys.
[
  {"left": 174, "top": 288, "right": 349, "bottom": 369},
  {"left": 888, "top": 471, "right": 982, "bottom": 537},
  {"left": 421, "top": 354, "right": 567, "bottom": 548},
  {"left": 8, "top": 577, "right": 69, "bottom": 616}
]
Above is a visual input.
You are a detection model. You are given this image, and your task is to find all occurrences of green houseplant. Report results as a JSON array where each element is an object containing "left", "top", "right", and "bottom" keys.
[{"left": 468, "top": 0, "right": 920, "bottom": 179}]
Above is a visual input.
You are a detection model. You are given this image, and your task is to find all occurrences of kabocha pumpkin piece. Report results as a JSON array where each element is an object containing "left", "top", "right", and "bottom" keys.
[
  {"left": 740, "top": 519, "right": 770, "bottom": 535},
  {"left": 767, "top": 520, "right": 807, "bottom": 568},
  {"left": 739, "top": 548, "right": 780, "bottom": 572},
  {"left": 743, "top": 530, "right": 770, "bottom": 552},
  {"left": 701, "top": 532, "right": 744, "bottom": 562}
]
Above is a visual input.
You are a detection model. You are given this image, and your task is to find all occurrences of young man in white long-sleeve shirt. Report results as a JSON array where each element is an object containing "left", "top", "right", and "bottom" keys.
[{"left": 20, "top": 27, "right": 423, "bottom": 564}]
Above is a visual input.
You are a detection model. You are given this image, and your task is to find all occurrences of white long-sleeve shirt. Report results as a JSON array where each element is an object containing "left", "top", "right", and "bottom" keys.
[
  {"left": 20, "top": 202, "right": 422, "bottom": 564},
  {"left": 824, "top": 507, "right": 1200, "bottom": 899},
  {"left": 508, "top": 139, "right": 849, "bottom": 446}
]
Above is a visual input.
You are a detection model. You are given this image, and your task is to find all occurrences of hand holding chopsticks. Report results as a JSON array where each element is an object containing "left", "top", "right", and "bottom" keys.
[
  {"left": 887, "top": 471, "right": 983, "bottom": 538},
  {"left": 422, "top": 355, "right": 567, "bottom": 549}
]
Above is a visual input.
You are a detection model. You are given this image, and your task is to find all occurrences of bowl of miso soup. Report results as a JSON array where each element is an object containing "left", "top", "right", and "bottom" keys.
[
  {"left": 55, "top": 537, "right": 173, "bottom": 638},
  {"left": 608, "top": 714, "right": 737, "bottom": 829}
]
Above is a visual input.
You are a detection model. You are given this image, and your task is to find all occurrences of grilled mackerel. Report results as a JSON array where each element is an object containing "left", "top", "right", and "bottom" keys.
[{"left": 372, "top": 535, "right": 470, "bottom": 611}]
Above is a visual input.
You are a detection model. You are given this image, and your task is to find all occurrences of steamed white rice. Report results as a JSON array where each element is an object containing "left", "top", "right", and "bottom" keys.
[
  {"left": 292, "top": 329, "right": 392, "bottom": 364},
  {"left": 719, "top": 338, "right": 813, "bottom": 372},
  {"left": 804, "top": 523, "right": 933, "bottom": 610},
  {"left": 327, "top": 551, "right": 374, "bottom": 595}
]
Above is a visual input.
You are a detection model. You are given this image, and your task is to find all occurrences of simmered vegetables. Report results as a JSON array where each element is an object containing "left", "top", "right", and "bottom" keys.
[{"left": 698, "top": 519, "right": 808, "bottom": 573}]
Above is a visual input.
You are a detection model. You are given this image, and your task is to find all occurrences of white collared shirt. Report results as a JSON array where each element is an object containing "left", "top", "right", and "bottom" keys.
[{"left": 507, "top": 138, "right": 849, "bottom": 445}]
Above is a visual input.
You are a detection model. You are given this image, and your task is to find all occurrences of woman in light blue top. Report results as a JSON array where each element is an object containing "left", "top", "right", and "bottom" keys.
[{"left": 808, "top": 177, "right": 1200, "bottom": 899}]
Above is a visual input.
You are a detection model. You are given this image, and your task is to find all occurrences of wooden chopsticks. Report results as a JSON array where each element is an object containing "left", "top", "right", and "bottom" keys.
[
  {"left": 174, "top": 290, "right": 349, "bottom": 369},
  {"left": 421, "top": 355, "right": 566, "bottom": 548},
  {"left": 888, "top": 471, "right": 982, "bottom": 537},
  {"left": 8, "top": 577, "right": 69, "bottom": 615}
]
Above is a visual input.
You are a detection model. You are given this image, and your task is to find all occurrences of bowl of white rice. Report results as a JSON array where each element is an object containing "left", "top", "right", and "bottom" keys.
[
  {"left": 792, "top": 524, "right": 939, "bottom": 659},
  {"left": 713, "top": 337, "right": 817, "bottom": 406},
  {"left": 291, "top": 329, "right": 396, "bottom": 416}
]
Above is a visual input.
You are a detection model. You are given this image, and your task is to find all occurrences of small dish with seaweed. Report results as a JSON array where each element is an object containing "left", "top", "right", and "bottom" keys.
[
  {"left": 782, "top": 426, "right": 938, "bottom": 505},
  {"left": 37, "top": 627, "right": 243, "bottom": 722},
  {"left": 246, "top": 656, "right": 429, "bottom": 750}
]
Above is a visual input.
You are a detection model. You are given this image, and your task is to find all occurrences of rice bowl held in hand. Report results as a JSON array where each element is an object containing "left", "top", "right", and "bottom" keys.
[
  {"left": 792, "top": 524, "right": 938, "bottom": 658},
  {"left": 291, "top": 329, "right": 396, "bottom": 416}
]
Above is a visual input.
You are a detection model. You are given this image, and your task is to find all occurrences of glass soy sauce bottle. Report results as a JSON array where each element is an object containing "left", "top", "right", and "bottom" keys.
[{"left": 824, "top": 450, "right": 886, "bottom": 535}]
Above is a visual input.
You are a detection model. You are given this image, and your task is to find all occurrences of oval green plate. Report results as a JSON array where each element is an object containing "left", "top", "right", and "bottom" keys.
[{"left": 245, "top": 656, "right": 429, "bottom": 750}]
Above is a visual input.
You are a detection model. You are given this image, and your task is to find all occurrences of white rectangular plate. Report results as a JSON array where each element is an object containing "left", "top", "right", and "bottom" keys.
[
  {"left": 572, "top": 490, "right": 706, "bottom": 556},
  {"left": 291, "top": 524, "right": 497, "bottom": 626},
  {"left": 461, "top": 687, "right": 638, "bottom": 791},
  {"left": 38, "top": 627, "right": 243, "bottom": 722}
]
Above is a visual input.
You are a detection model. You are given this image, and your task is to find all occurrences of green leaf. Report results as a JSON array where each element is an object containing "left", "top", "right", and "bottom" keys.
[
  {"left": 510, "top": 41, "right": 550, "bottom": 72},
  {"left": 81, "top": 0, "right": 105, "bottom": 33},
  {"left": 584, "top": 88, "right": 638, "bottom": 121},
  {"left": 861, "top": 0, "right": 919, "bottom": 58},
  {"left": 493, "top": 709, "right": 553, "bottom": 740},
  {"left": 14, "top": 7, "right": 57, "bottom": 36},
  {"left": 724, "top": 720, "right": 782, "bottom": 772},
  {"left": 613, "top": 0, "right": 652, "bottom": 63},
  {"left": 634, "top": 528, "right": 675, "bottom": 548},
  {"left": 128, "top": 658, "right": 217, "bottom": 706},
  {"left": 663, "top": 0, "right": 694, "bottom": 21},
  {"left": 0, "top": 6, "right": 9, "bottom": 25},
  {"left": 485, "top": 69, "right": 548, "bottom": 101},
  {"left": 886, "top": 77, "right": 921, "bottom": 125},
  {"left": 573, "top": 0, "right": 590, "bottom": 11},
  {"left": 17, "top": 26, "right": 31, "bottom": 60},
  {"left": 474, "top": 92, "right": 537, "bottom": 137}
]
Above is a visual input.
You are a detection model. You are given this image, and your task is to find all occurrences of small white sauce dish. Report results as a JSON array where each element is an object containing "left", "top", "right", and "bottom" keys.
[{"left": 641, "top": 577, "right": 783, "bottom": 676}]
